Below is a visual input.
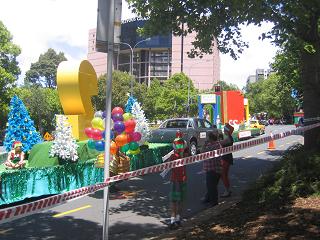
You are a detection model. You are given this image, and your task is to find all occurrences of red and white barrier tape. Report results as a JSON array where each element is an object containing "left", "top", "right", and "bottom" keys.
[
  {"left": 104, "top": 122, "right": 320, "bottom": 185},
  {"left": 0, "top": 122, "right": 319, "bottom": 224},
  {"left": 0, "top": 183, "right": 107, "bottom": 224}
]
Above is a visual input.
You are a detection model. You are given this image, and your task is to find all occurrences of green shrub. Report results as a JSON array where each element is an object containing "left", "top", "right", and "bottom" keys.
[{"left": 244, "top": 144, "right": 320, "bottom": 204}]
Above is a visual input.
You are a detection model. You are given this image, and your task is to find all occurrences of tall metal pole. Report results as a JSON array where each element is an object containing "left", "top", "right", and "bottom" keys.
[
  {"left": 102, "top": 0, "right": 115, "bottom": 239},
  {"left": 130, "top": 47, "right": 133, "bottom": 95}
]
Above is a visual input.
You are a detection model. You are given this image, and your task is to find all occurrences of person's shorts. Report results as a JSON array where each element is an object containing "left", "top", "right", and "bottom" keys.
[{"left": 170, "top": 181, "right": 186, "bottom": 202}]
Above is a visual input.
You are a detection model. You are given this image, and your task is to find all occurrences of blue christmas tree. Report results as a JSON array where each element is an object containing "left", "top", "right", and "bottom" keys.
[
  {"left": 125, "top": 94, "right": 137, "bottom": 113},
  {"left": 4, "top": 95, "right": 42, "bottom": 152}
]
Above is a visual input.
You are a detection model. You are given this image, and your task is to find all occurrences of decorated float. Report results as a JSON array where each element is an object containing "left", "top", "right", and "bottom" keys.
[
  {"left": 197, "top": 90, "right": 260, "bottom": 141},
  {"left": 0, "top": 60, "right": 172, "bottom": 206}
]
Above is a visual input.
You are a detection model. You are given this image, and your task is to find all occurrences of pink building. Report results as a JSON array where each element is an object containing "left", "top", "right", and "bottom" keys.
[{"left": 87, "top": 19, "right": 220, "bottom": 90}]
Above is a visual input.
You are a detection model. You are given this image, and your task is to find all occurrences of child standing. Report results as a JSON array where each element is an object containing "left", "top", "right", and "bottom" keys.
[{"left": 168, "top": 130, "right": 188, "bottom": 230}]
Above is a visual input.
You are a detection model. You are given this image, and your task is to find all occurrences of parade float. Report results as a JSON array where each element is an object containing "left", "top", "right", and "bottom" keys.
[
  {"left": 0, "top": 60, "right": 171, "bottom": 206},
  {"left": 197, "top": 90, "right": 260, "bottom": 141}
]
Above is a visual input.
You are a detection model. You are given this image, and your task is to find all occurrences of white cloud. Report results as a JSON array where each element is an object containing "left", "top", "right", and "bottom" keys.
[
  {"left": 220, "top": 23, "right": 279, "bottom": 88},
  {"left": 0, "top": 0, "right": 134, "bottom": 82},
  {"left": 0, "top": 1, "right": 276, "bottom": 88}
]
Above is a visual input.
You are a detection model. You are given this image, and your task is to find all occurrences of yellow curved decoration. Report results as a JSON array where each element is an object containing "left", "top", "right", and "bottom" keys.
[{"left": 57, "top": 60, "right": 98, "bottom": 140}]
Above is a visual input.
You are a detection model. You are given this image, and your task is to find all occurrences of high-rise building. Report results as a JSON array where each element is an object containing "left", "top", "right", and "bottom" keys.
[
  {"left": 87, "top": 18, "right": 220, "bottom": 90},
  {"left": 246, "top": 68, "right": 275, "bottom": 85}
]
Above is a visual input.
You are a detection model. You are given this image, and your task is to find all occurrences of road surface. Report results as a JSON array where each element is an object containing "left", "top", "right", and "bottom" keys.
[{"left": 0, "top": 125, "right": 303, "bottom": 240}]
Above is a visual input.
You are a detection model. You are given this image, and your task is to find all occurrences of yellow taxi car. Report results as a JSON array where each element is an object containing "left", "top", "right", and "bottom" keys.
[{"left": 250, "top": 120, "right": 266, "bottom": 134}]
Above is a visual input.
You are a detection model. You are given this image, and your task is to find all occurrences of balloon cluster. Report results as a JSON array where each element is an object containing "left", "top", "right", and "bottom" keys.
[{"left": 84, "top": 107, "right": 142, "bottom": 155}]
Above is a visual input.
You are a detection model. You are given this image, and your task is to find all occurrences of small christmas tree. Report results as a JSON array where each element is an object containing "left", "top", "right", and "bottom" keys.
[
  {"left": 4, "top": 95, "right": 42, "bottom": 152},
  {"left": 125, "top": 94, "right": 137, "bottom": 113},
  {"left": 50, "top": 115, "right": 79, "bottom": 162},
  {"left": 131, "top": 101, "right": 150, "bottom": 145}
]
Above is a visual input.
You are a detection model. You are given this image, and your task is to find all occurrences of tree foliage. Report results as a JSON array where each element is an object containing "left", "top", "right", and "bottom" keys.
[
  {"left": 246, "top": 74, "right": 297, "bottom": 120},
  {"left": 0, "top": 21, "right": 21, "bottom": 130},
  {"left": 215, "top": 80, "right": 239, "bottom": 91},
  {"left": 92, "top": 70, "right": 147, "bottom": 111},
  {"left": 156, "top": 73, "right": 198, "bottom": 119},
  {"left": 93, "top": 71, "right": 198, "bottom": 122},
  {"left": 13, "top": 87, "right": 63, "bottom": 135},
  {"left": 128, "top": 0, "right": 320, "bottom": 149},
  {"left": 24, "top": 48, "right": 67, "bottom": 88},
  {"left": 272, "top": 46, "right": 303, "bottom": 108}
]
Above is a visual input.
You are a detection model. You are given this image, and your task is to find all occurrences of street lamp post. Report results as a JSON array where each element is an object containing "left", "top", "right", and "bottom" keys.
[{"left": 120, "top": 38, "right": 151, "bottom": 95}]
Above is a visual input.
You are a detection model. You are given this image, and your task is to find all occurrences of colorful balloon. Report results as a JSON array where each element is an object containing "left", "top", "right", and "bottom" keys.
[
  {"left": 101, "top": 130, "right": 114, "bottom": 140},
  {"left": 115, "top": 134, "right": 128, "bottom": 147},
  {"left": 131, "top": 132, "right": 142, "bottom": 142},
  {"left": 129, "top": 141, "right": 139, "bottom": 151},
  {"left": 87, "top": 139, "right": 96, "bottom": 149},
  {"left": 92, "top": 128, "right": 103, "bottom": 140},
  {"left": 114, "top": 121, "right": 125, "bottom": 134},
  {"left": 120, "top": 143, "right": 130, "bottom": 153},
  {"left": 112, "top": 113, "right": 124, "bottom": 122},
  {"left": 84, "top": 127, "right": 94, "bottom": 138},
  {"left": 123, "top": 113, "right": 133, "bottom": 121},
  {"left": 124, "top": 119, "right": 136, "bottom": 133},
  {"left": 127, "top": 133, "right": 133, "bottom": 143},
  {"left": 92, "top": 117, "right": 104, "bottom": 129},
  {"left": 112, "top": 107, "right": 124, "bottom": 116},
  {"left": 128, "top": 148, "right": 140, "bottom": 155},
  {"left": 110, "top": 141, "right": 118, "bottom": 155},
  {"left": 94, "top": 111, "right": 103, "bottom": 118},
  {"left": 95, "top": 140, "right": 105, "bottom": 151}
]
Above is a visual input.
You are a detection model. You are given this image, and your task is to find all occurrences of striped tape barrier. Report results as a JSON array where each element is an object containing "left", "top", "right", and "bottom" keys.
[{"left": 0, "top": 122, "right": 319, "bottom": 224}]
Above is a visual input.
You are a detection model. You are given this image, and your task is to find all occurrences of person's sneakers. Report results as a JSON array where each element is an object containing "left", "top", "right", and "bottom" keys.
[{"left": 221, "top": 190, "right": 231, "bottom": 198}]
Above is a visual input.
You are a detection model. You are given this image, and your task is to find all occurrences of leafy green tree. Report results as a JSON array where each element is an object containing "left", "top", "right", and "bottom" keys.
[
  {"left": 128, "top": 0, "right": 320, "bottom": 149},
  {"left": 246, "top": 74, "right": 296, "bottom": 121},
  {"left": 24, "top": 48, "right": 67, "bottom": 88},
  {"left": 155, "top": 73, "right": 198, "bottom": 119},
  {"left": 13, "top": 87, "right": 63, "bottom": 134},
  {"left": 144, "top": 79, "right": 163, "bottom": 122},
  {"left": 272, "top": 46, "right": 303, "bottom": 109},
  {"left": 0, "top": 21, "right": 21, "bottom": 130},
  {"left": 214, "top": 80, "right": 239, "bottom": 91},
  {"left": 93, "top": 71, "right": 147, "bottom": 111}
]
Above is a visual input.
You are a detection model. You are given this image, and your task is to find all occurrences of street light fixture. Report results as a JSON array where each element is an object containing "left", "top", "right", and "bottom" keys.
[{"left": 120, "top": 38, "right": 151, "bottom": 95}]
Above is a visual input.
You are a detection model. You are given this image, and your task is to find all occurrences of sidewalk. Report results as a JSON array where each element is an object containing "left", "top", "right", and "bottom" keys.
[{"left": 148, "top": 195, "right": 242, "bottom": 240}]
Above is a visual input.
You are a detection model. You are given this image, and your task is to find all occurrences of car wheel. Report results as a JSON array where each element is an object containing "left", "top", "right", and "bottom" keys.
[{"left": 189, "top": 141, "right": 197, "bottom": 156}]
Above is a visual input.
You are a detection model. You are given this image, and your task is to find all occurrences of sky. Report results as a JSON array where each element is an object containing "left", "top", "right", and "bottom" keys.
[{"left": 0, "top": 0, "right": 278, "bottom": 88}]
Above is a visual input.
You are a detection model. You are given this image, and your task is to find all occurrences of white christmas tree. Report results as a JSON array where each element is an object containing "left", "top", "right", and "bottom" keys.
[
  {"left": 131, "top": 101, "right": 150, "bottom": 145},
  {"left": 50, "top": 115, "right": 79, "bottom": 162}
]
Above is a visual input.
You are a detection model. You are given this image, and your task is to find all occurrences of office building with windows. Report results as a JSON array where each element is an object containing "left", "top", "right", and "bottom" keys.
[{"left": 87, "top": 18, "right": 220, "bottom": 90}]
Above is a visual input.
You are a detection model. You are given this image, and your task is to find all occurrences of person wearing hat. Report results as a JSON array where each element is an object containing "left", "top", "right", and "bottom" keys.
[
  {"left": 220, "top": 123, "right": 234, "bottom": 197},
  {"left": 4, "top": 141, "right": 26, "bottom": 169},
  {"left": 167, "top": 130, "right": 189, "bottom": 230}
]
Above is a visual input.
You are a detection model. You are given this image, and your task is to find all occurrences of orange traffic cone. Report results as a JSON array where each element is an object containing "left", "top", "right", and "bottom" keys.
[{"left": 267, "top": 139, "right": 276, "bottom": 150}]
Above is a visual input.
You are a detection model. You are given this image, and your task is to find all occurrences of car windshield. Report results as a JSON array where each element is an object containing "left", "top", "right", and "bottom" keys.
[{"left": 164, "top": 120, "right": 188, "bottom": 128}]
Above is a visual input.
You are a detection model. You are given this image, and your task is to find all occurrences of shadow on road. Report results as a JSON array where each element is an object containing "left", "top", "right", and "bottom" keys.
[
  {"left": 0, "top": 211, "right": 165, "bottom": 240},
  {"left": 0, "top": 212, "right": 101, "bottom": 240}
]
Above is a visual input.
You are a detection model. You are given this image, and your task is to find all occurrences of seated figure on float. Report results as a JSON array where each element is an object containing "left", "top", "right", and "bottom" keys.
[{"left": 4, "top": 141, "right": 26, "bottom": 169}]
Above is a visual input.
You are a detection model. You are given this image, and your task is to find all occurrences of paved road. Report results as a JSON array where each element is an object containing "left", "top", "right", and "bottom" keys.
[{"left": 0, "top": 125, "right": 302, "bottom": 240}]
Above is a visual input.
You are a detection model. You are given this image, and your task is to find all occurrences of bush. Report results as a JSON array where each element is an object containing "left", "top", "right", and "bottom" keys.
[{"left": 244, "top": 144, "right": 320, "bottom": 204}]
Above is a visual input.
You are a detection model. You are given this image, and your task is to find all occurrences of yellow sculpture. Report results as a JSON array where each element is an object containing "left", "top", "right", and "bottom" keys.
[{"left": 57, "top": 60, "right": 98, "bottom": 140}]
